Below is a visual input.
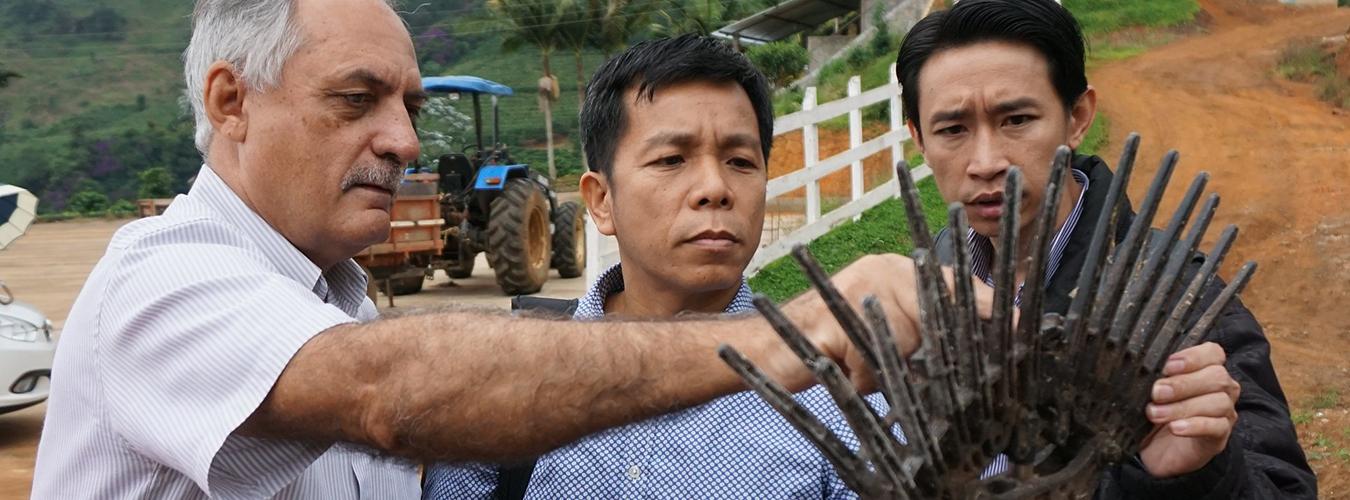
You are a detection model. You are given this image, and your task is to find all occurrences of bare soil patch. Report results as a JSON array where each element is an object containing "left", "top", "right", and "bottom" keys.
[{"left": 1092, "top": 1, "right": 1350, "bottom": 495}]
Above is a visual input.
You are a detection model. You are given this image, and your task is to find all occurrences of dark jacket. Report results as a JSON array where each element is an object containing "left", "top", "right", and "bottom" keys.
[{"left": 934, "top": 155, "right": 1316, "bottom": 499}]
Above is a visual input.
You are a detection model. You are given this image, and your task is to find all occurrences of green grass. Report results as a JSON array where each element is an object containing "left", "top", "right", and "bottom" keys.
[
  {"left": 1079, "top": 114, "right": 1110, "bottom": 157},
  {"left": 1275, "top": 41, "right": 1350, "bottom": 110},
  {"left": 748, "top": 176, "right": 947, "bottom": 302},
  {"left": 1311, "top": 388, "right": 1342, "bottom": 410},
  {"left": 1063, "top": 0, "right": 1200, "bottom": 36}
]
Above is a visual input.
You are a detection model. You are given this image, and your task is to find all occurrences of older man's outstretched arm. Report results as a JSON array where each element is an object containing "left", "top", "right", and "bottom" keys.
[{"left": 242, "top": 253, "right": 925, "bottom": 463}]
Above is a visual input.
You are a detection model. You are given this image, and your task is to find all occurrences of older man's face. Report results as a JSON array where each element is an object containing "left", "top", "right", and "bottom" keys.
[{"left": 238, "top": 0, "right": 424, "bottom": 267}]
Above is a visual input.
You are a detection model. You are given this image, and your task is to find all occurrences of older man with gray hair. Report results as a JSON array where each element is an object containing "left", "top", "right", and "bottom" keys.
[{"left": 29, "top": 0, "right": 948, "bottom": 498}]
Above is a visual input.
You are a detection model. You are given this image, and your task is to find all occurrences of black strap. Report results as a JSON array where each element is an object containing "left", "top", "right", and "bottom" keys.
[
  {"left": 493, "top": 462, "right": 537, "bottom": 500},
  {"left": 510, "top": 295, "right": 579, "bottom": 317}
]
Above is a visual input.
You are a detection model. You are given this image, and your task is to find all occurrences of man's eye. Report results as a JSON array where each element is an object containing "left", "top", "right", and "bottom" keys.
[
  {"left": 658, "top": 155, "right": 684, "bottom": 166},
  {"left": 936, "top": 125, "right": 966, "bottom": 136},
  {"left": 1006, "top": 115, "right": 1034, "bottom": 126},
  {"left": 729, "top": 157, "right": 757, "bottom": 169},
  {"left": 343, "top": 93, "right": 374, "bottom": 106}
]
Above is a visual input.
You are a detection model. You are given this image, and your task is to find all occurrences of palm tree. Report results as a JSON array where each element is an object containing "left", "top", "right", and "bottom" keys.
[
  {"left": 650, "top": 0, "right": 726, "bottom": 37},
  {"left": 489, "top": 0, "right": 566, "bottom": 178},
  {"left": 591, "top": 0, "right": 649, "bottom": 59}
]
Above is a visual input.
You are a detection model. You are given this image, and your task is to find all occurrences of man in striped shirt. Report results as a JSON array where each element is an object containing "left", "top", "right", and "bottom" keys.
[
  {"left": 896, "top": 0, "right": 1314, "bottom": 497},
  {"left": 422, "top": 35, "right": 890, "bottom": 499},
  {"left": 31, "top": 1, "right": 949, "bottom": 499}
]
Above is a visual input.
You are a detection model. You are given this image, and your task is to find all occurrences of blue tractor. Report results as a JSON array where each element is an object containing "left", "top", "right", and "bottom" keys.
[{"left": 421, "top": 76, "right": 585, "bottom": 295}]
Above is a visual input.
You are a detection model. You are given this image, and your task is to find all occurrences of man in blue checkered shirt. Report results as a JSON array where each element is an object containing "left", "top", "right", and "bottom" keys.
[{"left": 423, "top": 35, "right": 887, "bottom": 499}]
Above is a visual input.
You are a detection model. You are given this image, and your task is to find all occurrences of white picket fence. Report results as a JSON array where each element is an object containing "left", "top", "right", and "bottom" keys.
[{"left": 583, "top": 63, "right": 932, "bottom": 285}]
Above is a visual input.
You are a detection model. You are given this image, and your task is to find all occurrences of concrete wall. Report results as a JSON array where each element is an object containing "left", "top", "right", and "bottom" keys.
[{"left": 807, "top": 35, "right": 853, "bottom": 72}]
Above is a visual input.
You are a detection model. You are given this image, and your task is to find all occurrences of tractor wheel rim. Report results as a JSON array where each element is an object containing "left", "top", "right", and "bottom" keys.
[
  {"left": 528, "top": 204, "right": 548, "bottom": 271},
  {"left": 573, "top": 213, "right": 585, "bottom": 265}
]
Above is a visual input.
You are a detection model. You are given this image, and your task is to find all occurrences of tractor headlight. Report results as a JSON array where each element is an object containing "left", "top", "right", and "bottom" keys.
[{"left": 0, "top": 315, "right": 40, "bottom": 343}]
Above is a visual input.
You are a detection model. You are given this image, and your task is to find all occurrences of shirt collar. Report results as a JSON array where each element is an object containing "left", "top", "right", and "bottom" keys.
[
  {"left": 574, "top": 263, "right": 755, "bottom": 320},
  {"left": 965, "top": 168, "right": 1090, "bottom": 304},
  {"left": 188, "top": 165, "right": 369, "bottom": 311}
]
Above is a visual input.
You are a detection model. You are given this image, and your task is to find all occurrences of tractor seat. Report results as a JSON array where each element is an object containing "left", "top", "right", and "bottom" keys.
[{"left": 438, "top": 154, "right": 476, "bottom": 193}]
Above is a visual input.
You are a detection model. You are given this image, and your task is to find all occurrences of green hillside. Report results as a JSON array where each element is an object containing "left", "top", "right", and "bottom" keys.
[
  {"left": 0, "top": 0, "right": 1196, "bottom": 216},
  {"left": 0, "top": 0, "right": 778, "bottom": 214}
]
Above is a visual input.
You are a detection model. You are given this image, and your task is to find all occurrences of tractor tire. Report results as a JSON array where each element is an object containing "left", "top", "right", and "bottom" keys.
[
  {"left": 446, "top": 240, "right": 476, "bottom": 279},
  {"left": 487, "top": 179, "right": 552, "bottom": 295},
  {"left": 389, "top": 275, "right": 425, "bottom": 296},
  {"left": 551, "top": 201, "right": 586, "bottom": 279},
  {"left": 446, "top": 256, "right": 475, "bottom": 279}
]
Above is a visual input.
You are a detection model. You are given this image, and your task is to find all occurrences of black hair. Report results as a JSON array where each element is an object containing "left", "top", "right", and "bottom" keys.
[
  {"left": 580, "top": 34, "right": 774, "bottom": 177},
  {"left": 895, "top": 0, "right": 1087, "bottom": 138}
]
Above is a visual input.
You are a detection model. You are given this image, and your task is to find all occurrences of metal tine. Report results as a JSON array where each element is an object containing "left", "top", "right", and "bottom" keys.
[
  {"left": 1016, "top": 146, "right": 1072, "bottom": 411},
  {"left": 1117, "top": 175, "right": 1215, "bottom": 348},
  {"left": 1109, "top": 171, "right": 1207, "bottom": 346},
  {"left": 863, "top": 296, "right": 940, "bottom": 469},
  {"left": 895, "top": 160, "right": 937, "bottom": 252},
  {"left": 1166, "top": 261, "right": 1257, "bottom": 360},
  {"left": 813, "top": 356, "right": 912, "bottom": 495},
  {"left": 1077, "top": 150, "right": 1179, "bottom": 381},
  {"left": 913, "top": 250, "right": 965, "bottom": 440},
  {"left": 790, "top": 245, "right": 883, "bottom": 375},
  {"left": 1095, "top": 171, "right": 1205, "bottom": 385},
  {"left": 864, "top": 297, "right": 948, "bottom": 472},
  {"left": 897, "top": 161, "right": 957, "bottom": 338},
  {"left": 947, "top": 203, "right": 992, "bottom": 418},
  {"left": 753, "top": 295, "right": 825, "bottom": 369},
  {"left": 1142, "top": 225, "right": 1238, "bottom": 370},
  {"left": 1127, "top": 192, "right": 1220, "bottom": 356},
  {"left": 992, "top": 168, "right": 1022, "bottom": 407},
  {"left": 718, "top": 345, "right": 885, "bottom": 498},
  {"left": 1066, "top": 133, "right": 1141, "bottom": 348}
]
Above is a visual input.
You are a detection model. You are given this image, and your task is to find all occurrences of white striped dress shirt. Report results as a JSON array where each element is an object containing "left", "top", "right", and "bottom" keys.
[{"left": 32, "top": 165, "right": 419, "bottom": 499}]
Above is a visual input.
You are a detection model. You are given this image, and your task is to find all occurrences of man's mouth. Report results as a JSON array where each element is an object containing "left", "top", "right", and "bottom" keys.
[
  {"left": 967, "top": 191, "right": 1005, "bottom": 219},
  {"left": 686, "top": 230, "right": 740, "bottom": 249}
]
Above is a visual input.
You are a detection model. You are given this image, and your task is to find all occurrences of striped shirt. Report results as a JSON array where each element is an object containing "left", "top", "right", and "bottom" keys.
[
  {"left": 32, "top": 165, "right": 420, "bottom": 499},
  {"left": 423, "top": 263, "right": 880, "bottom": 499}
]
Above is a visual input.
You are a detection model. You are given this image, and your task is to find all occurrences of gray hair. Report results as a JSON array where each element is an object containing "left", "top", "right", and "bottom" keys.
[{"left": 183, "top": 0, "right": 399, "bottom": 156}]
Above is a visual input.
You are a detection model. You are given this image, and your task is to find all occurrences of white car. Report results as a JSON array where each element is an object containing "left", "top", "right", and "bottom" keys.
[{"left": 0, "top": 285, "right": 56, "bottom": 415}]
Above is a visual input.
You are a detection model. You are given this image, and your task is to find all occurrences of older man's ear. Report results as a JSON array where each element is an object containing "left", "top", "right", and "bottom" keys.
[
  {"left": 580, "top": 171, "right": 617, "bottom": 237},
  {"left": 204, "top": 60, "right": 248, "bottom": 144}
]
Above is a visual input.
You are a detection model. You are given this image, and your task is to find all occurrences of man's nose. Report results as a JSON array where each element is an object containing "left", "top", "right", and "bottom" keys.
[
  {"left": 689, "top": 158, "right": 735, "bottom": 210},
  {"left": 373, "top": 105, "right": 421, "bottom": 165},
  {"left": 967, "top": 131, "right": 1011, "bottom": 181}
]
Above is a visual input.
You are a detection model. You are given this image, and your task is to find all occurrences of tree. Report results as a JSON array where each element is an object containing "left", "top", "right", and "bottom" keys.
[
  {"left": 746, "top": 41, "right": 809, "bottom": 88},
  {"left": 590, "top": 0, "right": 648, "bottom": 59},
  {"left": 650, "top": 0, "right": 727, "bottom": 37},
  {"left": 489, "top": 0, "right": 566, "bottom": 178},
  {"left": 415, "top": 96, "right": 473, "bottom": 166},
  {"left": 67, "top": 189, "right": 109, "bottom": 216},
  {"left": 137, "top": 167, "right": 176, "bottom": 199}
]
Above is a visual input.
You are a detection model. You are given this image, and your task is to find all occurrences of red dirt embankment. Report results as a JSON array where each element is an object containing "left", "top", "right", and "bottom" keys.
[{"left": 1092, "top": 1, "right": 1350, "bottom": 495}]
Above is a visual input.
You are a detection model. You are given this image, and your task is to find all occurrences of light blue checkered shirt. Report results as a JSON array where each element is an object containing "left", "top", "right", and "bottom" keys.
[{"left": 424, "top": 263, "right": 883, "bottom": 499}]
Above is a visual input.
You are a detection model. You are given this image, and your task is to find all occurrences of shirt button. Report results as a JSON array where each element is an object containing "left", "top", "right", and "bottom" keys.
[{"left": 626, "top": 464, "right": 641, "bottom": 480}]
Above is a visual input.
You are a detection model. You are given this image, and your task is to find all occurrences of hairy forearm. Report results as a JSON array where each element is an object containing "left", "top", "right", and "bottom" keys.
[{"left": 243, "top": 308, "right": 779, "bottom": 462}]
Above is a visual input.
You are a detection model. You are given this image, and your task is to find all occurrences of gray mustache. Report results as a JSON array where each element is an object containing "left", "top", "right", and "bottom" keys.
[{"left": 340, "top": 162, "right": 403, "bottom": 193}]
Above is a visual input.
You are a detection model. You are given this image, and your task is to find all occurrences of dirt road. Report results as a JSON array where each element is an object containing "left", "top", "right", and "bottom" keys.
[{"left": 1092, "top": 1, "right": 1350, "bottom": 495}]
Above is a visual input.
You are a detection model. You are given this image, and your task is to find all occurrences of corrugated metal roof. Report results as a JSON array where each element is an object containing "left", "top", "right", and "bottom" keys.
[{"left": 713, "top": 0, "right": 861, "bottom": 44}]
